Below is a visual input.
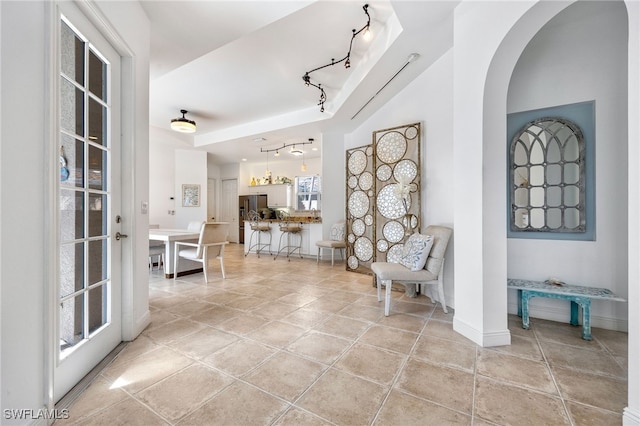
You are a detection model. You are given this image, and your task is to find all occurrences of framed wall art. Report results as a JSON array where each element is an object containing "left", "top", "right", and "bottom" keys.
[{"left": 181, "top": 184, "right": 200, "bottom": 207}]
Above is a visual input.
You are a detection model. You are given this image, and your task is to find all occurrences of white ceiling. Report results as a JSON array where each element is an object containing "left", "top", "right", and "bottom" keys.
[{"left": 143, "top": 1, "right": 459, "bottom": 165}]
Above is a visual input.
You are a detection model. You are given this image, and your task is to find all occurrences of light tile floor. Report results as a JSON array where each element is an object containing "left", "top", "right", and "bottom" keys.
[{"left": 59, "top": 244, "right": 628, "bottom": 425}]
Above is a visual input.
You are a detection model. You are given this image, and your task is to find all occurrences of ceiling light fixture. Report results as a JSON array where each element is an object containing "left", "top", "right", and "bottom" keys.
[
  {"left": 301, "top": 151, "right": 307, "bottom": 172},
  {"left": 302, "top": 4, "right": 371, "bottom": 113},
  {"left": 170, "top": 109, "right": 196, "bottom": 133},
  {"left": 261, "top": 138, "right": 314, "bottom": 156}
]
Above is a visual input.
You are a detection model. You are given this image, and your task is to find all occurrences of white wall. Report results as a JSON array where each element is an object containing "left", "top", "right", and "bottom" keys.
[
  {"left": 0, "top": 0, "right": 150, "bottom": 418},
  {"left": 321, "top": 133, "right": 346, "bottom": 236},
  {"left": 149, "top": 126, "right": 192, "bottom": 227},
  {"left": 175, "top": 150, "right": 208, "bottom": 228},
  {"left": 1, "top": 2, "right": 47, "bottom": 415},
  {"left": 625, "top": 1, "right": 640, "bottom": 422},
  {"left": 506, "top": 1, "right": 629, "bottom": 330},
  {"left": 345, "top": 49, "right": 455, "bottom": 306}
]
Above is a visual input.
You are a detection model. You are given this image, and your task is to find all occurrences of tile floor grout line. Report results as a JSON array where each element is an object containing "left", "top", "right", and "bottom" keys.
[
  {"left": 66, "top": 245, "right": 627, "bottom": 424},
  {"left": 532, "top": 322, "right": 575, "bottom": 426}
]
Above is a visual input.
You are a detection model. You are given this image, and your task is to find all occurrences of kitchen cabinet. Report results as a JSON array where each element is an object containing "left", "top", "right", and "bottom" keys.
[
  {"left": 248, "top": 184, "right": 291, "bottom": 207},
  {"left": 248, "top": 186, "right": 267, "bottom": 195}
]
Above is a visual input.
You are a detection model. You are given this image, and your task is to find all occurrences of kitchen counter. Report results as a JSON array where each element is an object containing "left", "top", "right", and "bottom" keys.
[
  {"left": 244, "top": 220, "right": 323, "bottom": 257},
  {"left": 249, "top": 217, "right": 322, "bottom": 224}
]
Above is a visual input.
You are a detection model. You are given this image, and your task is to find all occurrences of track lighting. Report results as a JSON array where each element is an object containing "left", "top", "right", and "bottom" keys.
[
  {"left": 261, "top": 138, "right": 314, "bottom": 156},
  {"left": 302, "top": 4, "right": 371, "bottom": 112}
]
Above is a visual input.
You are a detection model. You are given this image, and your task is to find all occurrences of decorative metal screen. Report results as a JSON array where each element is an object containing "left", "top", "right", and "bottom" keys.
[
  {"left": 374, "top": 123, "right": 421, "bottom": 263},
  {"left": 345, "top": 145, "right": 375, "bottom": 274},
  {"left": 345, "top": 122, "right": 422, "bottom": 274}
]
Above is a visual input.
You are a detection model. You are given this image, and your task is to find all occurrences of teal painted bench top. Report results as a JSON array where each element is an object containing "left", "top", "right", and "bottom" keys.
[{"left": 507, "top": 278, "right": 626, "bottom": 340}]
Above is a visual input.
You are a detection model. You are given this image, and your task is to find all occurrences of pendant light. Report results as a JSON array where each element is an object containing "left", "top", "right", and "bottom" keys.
[{"left": 170, "top": 109, "right": 196, "bottom": 133}]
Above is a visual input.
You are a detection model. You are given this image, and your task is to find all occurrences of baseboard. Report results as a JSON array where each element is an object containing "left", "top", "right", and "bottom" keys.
[
  {"left": 133, "top": 309, "right": 151, "bottom": 339},
  {"left": 508, "top": 301, "right": 628, "bottom": 332},
  {"left": 453, "top": 316, "right": 511, "bottom": 347}
]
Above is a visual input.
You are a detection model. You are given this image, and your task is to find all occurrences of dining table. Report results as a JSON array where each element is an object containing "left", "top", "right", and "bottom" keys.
[{"left": 148, "top": 228, "right": 201, "bottom": 278}]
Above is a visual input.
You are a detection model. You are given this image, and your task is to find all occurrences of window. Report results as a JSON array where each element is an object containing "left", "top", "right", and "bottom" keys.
[{"left": 295, "top": 175, "right": 321, "bottom": 211}]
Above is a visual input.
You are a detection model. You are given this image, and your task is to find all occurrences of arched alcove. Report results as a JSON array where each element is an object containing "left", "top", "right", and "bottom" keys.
[{"left": 477, "top": 1, "right": 638, "bottom": 423}]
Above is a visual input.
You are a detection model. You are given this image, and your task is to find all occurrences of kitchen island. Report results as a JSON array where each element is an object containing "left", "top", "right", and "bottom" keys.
[{"left": 243, "top": 218, "right": 322, "bottom": 258}]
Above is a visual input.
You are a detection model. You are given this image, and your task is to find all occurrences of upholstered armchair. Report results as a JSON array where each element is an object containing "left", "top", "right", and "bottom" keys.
[{"left": 371, "top": 225, "right": 452, "bottom": 316}]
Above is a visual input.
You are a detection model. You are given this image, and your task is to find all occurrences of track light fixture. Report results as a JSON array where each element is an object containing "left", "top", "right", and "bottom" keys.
[
  {"left": 170, "top": 109, "right": 196, "bottom": 133},
  {"left": 261, "top": 138, "right": 314, "bottom": 156},
  {"left": 302, "top": 4, "right": 371, "bottom": 113}
]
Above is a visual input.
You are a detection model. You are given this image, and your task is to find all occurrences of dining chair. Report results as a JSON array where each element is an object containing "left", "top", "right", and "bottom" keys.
[
  {"left": 315, "top": 220, "right": 346, "bottom": 266},
  {"left": 187, "top": 220, "right": 205, "bottom": 232},
  {"left": 174, "top": 222, "right": 230, "bottom": 282},
  {"left": 149, "top": 224, "right": 164, "bottom": 270},
  {"left": 371, "top": 225, "right": 452, "bottom": 316}
]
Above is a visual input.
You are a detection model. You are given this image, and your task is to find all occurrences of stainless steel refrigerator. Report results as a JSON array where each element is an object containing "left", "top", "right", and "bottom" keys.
[{"left": 238, "top": 194, "right": 268, "bottom": 243}]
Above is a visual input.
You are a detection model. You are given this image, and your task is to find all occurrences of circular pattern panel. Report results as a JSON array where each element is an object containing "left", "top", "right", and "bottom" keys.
[
  {"left": 347, "top": 256, "right": 359, "bottom": 270},
  {"left": 352, "top": 219, "right": 365, "bottom": 236},
  {"left": 359, "top": 171, "right": 373, "bottom": 191},
  {"left": 348, "top": 190, "right": 369, "bottom": 218},
  {"left": 376, "top": 239, "right": 389, "bottom": 252},
  {"left": 347, "top": 175, "right": 358, "bottom": 189},
  {"left": 382, "top": 221, "right": 405, "bottom": 243},
  {"left": 348, "top": 150, "right": 367, "bottom": 175},
  {"left": 393, "top": 159, "right": 418, "bottom": 182},
  {"left": 376, "top": 131, "right": 407, "bottom": 164},
  {"left": 376, "top": 164, "right": 392, "bottom": 182},
  {"left": 354, "top": 237, "right": 373, "bottom": 262},
  {"left": 386, "top": 244, "right": 404, "bottom": 263},
  {"left": 377, "top": 184, "right": 411, "bottom": 220},
  {"left": 405, "top": 125, "right": 419, "bottom": 140}
]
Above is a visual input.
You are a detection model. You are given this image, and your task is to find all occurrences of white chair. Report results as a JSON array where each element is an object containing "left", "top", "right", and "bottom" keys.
[
  {"left": 371, "top": 225, "right": 452, "bottom": 316},
  {"left": 174, "top": 222, "right": 230, "bottom": 282},
  {"left": 187, "top": 220, "right": 205, "bottom": 232},
  {"left": 316, "top": 221, "right": 346, "bottom": 266}
]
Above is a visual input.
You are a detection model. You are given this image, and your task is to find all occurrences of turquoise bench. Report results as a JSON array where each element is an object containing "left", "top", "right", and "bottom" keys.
[{"left": 507, "top": 278, "right": 626, "bottom": 340}]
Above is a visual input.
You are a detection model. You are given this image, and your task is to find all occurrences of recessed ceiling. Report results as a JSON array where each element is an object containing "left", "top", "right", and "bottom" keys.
[{"left": 144, "top": 1, "right": 459, "bottom": 165}]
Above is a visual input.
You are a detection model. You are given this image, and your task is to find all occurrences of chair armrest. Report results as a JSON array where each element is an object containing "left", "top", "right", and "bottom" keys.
[
  {"left": 203, "top": 241, "right": 229, "bottom": 247},
  {"left": 174, "top": 241, "right": 199, "bottom": 249}
]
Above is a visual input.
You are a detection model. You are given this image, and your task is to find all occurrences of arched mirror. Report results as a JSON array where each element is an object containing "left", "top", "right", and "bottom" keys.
[{"left": 510, "top": 117, "right": 586, "bottom": 233}]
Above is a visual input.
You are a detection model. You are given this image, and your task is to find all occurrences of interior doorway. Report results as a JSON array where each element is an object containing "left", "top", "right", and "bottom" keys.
[{"left": 220, "top": 179, "right": 238, "bottom": 242}]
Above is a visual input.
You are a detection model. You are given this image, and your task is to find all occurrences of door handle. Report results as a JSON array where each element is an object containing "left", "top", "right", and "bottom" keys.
[{"left": 115, "top": 232, "right": 128, "bottom": 240}]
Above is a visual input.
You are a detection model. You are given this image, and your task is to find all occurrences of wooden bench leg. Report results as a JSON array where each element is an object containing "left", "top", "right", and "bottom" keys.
[
  {"left": 521, "top": 290, "right": 532, "bottom": 330},
  {"left": 570, "top": 301, "right": 580, "bottom": 326},
  {"left": 581, "top": 300, "right": 592, "bottom": 340}
]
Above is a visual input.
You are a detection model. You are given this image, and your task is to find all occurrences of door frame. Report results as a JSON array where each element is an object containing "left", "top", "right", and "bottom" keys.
[{"left": 44, "top": 0, "right": 137, "bottom": 408}]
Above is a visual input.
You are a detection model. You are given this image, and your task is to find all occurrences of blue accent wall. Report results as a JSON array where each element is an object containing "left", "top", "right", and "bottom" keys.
[{"left": 507, "top": 101, "right": 596, "bottom": 240}]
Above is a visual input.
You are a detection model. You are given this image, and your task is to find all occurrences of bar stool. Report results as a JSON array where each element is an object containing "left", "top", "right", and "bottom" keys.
[
  {"left": 244, "top": 210, "right": 272, "bottom": 257},
  {"left": 274, "top": 211, "right": 303, "bottom": 261}
]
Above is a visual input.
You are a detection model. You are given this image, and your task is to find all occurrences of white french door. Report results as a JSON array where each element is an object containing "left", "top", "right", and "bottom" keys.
[{"left": 54, "top": 2, "right": 122, "bottom": 402}]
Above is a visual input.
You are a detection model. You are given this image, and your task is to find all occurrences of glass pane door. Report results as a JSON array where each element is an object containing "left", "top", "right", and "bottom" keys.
[{"left": 55, "top": 3, "right": 121, "bottom": 401}]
